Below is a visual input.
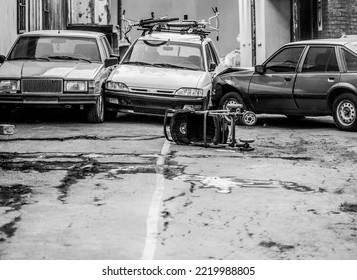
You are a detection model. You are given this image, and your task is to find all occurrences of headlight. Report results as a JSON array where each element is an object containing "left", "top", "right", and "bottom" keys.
[
  {"left": 0, "top": 80, "right": 20, "bottom": 93},
  {"left": 106, "top": 81, "right": 129, "bottom": 92},
  {"left": 64, "top": 81, "right": 88, "bottom": 92},
  {"left": 175, "top": 88, "right": 203, "bottom": 97}
]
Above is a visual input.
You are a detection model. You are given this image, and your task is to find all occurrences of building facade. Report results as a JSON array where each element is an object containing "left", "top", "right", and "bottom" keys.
[
  {"left": 0, "top": 0, "right": 68, "bottom": 55},
  {"left": 119, "top": 0, "right": 240, "bottom": 57},
  {"left": 239, "top": 0, "right": 357, "bottom": 67}
]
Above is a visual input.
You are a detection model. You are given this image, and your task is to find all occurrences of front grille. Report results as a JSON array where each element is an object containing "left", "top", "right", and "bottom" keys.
[{"left": 22, "top": 79, "right": 63, "bottom": 93}]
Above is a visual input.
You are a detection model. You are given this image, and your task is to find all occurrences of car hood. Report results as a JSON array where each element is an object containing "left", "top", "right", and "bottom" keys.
[
  {"left": 0, "top": 60, "right": 102, "bottom": 79},
  {"left": 216, "top": 66, "right": 255, "bottom": 77},
  {"left": 109, "top": 65, "right": 206, "bottom": 89}
]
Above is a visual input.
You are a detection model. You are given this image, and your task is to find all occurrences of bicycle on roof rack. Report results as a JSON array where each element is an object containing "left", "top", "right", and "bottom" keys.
[{"left": 121, "top": 7, "right": 220, "bottom": 44}]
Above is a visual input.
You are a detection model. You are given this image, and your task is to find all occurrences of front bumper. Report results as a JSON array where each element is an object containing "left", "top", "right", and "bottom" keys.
[
  {"left": 0, "top": 93, "right": 99, "bottom": 106},
  {"left": 105, "top": 90, "right": 206, "bottom": 115}
]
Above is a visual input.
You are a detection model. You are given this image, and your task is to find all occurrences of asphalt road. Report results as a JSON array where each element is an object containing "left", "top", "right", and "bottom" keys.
[{"left": 0, "top": 109, "right": 356, "bottom": 259}]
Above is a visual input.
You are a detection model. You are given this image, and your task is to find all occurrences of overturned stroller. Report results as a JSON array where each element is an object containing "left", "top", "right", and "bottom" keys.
[{"left": 164, "top": 105, "right": 257, "bottom": 151}]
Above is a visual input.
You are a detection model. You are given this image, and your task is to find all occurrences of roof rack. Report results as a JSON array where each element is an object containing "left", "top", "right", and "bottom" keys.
[{"left": 122, "top": 8, "right": 219, "bottom": 43}]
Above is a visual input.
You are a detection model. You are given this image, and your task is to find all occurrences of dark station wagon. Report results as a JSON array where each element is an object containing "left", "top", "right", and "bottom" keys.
[{"left": 212, "top": 38, "right": 357, "bottom": 131}]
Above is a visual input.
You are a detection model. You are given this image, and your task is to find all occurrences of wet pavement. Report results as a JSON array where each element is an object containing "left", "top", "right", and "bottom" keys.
[{"left": 0, "top": 110, "right": 357, "bottom": 259}]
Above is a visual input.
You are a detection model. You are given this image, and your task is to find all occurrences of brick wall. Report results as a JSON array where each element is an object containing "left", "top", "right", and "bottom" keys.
[{"left": 321, "top": 0, "right": 357, "bottom": 38}]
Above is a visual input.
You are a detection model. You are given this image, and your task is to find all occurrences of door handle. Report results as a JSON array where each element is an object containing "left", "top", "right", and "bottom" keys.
[
  {"left": 328, "top": 77, "right": 335, "bottom": 82},
  {"left": 284, "top": 77, "right": 292, "bottom": 82}
]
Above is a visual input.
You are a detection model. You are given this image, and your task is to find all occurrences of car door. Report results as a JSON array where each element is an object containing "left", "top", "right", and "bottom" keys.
[
  {"left": 249, "top": 46, "right": 305, "bottom": 113},
  {"left": 293, "top": 46, "right": 341, "bottom": 113}
]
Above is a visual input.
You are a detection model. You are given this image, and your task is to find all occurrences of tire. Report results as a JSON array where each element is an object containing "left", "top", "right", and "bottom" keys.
[
  {"left": 86, "top": 92, "right": 104, "bottom": 123},
  {"left": 332, "top": 93, "right": 357, "bottom": 131},
  {"left": 241, "top": 111, "right": 257, "bottom": 126},
  {"left": 169, "top": 111, "right": 190, "bottom": 145},
  {"left": 105, "top": 110, "right": 117, "bottom": 121},
  {"left": 219, "top": 92, "right": 246, "bottom": 124}
]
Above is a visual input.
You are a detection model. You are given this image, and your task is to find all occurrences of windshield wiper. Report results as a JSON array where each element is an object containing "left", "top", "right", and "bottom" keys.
[
  {"left": 48, "top": 56, "right": 92, "bottom": 63},
  {"left": 10, "top": 57, "right": 50, "bottom": 61},
  {"left": 154, "top": 63, "right": 198, "bottom": 70},
  {"left": 122, "top": 61, "right": 155, "bottom": 66}
]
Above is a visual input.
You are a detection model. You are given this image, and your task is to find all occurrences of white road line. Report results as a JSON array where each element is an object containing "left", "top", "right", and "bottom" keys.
[{"left": 141, "top": 140, "right": 171, "bottom": 260}]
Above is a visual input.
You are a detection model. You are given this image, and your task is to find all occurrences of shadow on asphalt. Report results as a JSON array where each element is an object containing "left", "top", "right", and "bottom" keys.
[
  {"left": 2, "top": 109, "right": 336, "bottom": 130},
  {"left": 1, "top": 108, "right": 164, "bottom": 125},
  {"left": 254, "top": 115, "right": 336, "bottom": 130}
]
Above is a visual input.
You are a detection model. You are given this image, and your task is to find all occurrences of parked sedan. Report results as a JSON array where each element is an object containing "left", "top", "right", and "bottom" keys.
[
  {"left": 212, "top": 38, "right": 357, "bottom": 131},
  {"left": 0, "top": 30, "right": 118, "bottom": 122}
]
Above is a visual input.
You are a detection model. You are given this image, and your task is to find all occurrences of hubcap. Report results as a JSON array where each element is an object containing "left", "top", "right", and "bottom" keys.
[
  {"left": 179, "top": 123, "right": 187, "bottom": 135},
  {"left": 224, "top": 98, "right": 240, "bottom": 109},
  {"left": 224, "top": 98, "right": 242, "bottom": 122},
  {"left": 337, "top": 100, "right": 356, "bottom": 126},
  {"left": 242, "top": 112, "right": 256, "bottom": 125},
  {"left": 98, "top": 95, "right": 104, "bottom": 117}
]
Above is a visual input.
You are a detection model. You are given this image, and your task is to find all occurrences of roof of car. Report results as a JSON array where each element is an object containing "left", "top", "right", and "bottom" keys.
[
  {"left": 19, "top": 30, "right": 103, "bottom": 38},
  {"left": 138, "top": 32, "right": 208, "bottom": 44},
  {"left": 286, "top": 38, "right": 357, "bottom": 46}
]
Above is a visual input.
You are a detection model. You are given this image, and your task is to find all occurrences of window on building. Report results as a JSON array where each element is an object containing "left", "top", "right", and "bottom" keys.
[
  {"left": 42, "top": 0, "right": 50, "bottom": 30},
  {"left": 302, "top": 47, "right": 339, "bottom": 72},
  {"left": 265, "top": 47, "right": 304, "bottom": 73},
  {"left": 17, "top": 0, "right": 26, "bottom": 34}
]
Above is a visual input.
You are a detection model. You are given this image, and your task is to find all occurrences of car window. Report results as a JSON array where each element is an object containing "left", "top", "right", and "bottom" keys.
[
  {"left": 123, "top": 39, "right": 204, "bottom": 70},
  {"left": 208, "top": 41, "right": 219, "bottom": 65},
  {"left": 343, "top": 49, "right": 357, "bottom": 72},
  {"left": 302, "top": 47, "right": 339, "bottom": 72},
  {"left": 102, "top": 36, "right": 113, "bottom": 55},
  {"left": 205, "top": 44, "right": 214, "bottom": 69},
  {"left": 8, "top": 36, "right": 101, "bottom": 62},
  {"left": 100, "top": 37, "right": 110, "bottom": 59},
  {"left": 265, "top": 47, "right": 304, "bottom": 73}
]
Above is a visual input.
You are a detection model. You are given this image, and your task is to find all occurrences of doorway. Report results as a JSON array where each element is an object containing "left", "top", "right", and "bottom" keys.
[{"left": 291, "top": 0, "right": 318, "bottom": 41}]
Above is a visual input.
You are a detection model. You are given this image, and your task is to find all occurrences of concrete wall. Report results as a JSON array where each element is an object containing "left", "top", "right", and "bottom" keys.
[
  {"left": 239, "top": 0, "right": 290, "bottom": 67},
  {"left": 264, "top": 0, "right": 290, "bottom": 59},
  {"left": 239, "top": 0, "right": 253, "bottom": 67},
  {"left": 121, "top": 0, "right": 239, "bottom": 57},
  {"left": 69, "top": 0, "right": 110, "bottom": 24},
  {"left": 0, "top": 0, "right": 18, "bottom": 55}
]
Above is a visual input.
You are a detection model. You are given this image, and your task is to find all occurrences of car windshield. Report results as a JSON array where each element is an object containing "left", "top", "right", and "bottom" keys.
[
  {"left": 122, "top": 39, "right": 204, "bottom": 71},
  {"left": 8, "top": 36, "right": 101, "bottom": 63}
]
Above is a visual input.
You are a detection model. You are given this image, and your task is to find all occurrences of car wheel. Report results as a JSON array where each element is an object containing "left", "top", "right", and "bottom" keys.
[
  {"left": 219, "top": 92, "right": 246, "bottom": 124},
  {"left": 332, "top": 93, "right": 357, "bottom": 131},
  {"left": 169, "top": 111, "right": 190, "bottom": 145},
  {"left": 105, "top": 110, "right": 117, "bottom": 121},
  {"left": 241, "top": 111, "right": 257, "bottom": 126},
  {"left": 86, "top": 92, "right": 104, "bottom": 123}
]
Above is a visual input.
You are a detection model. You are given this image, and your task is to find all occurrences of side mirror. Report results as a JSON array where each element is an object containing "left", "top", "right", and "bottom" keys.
[
  {"left": 105, "top": 57, "right": 118, "bottom": 68},
  {"left": 209, "top": 62, "right": 217, "bottom": 72},
  {"left": 255, "top": 65, "right": 265, "bottom": 75},
  {"left": 0, "top": 55, "right": 5, "bottom": 64}
]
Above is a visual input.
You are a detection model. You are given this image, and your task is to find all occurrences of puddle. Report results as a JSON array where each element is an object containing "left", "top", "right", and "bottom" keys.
[
  {"left": 339, "top": 202, "right": 357, "bottom": 213},
  {"left": 174, "top": 174, "right": 313, "bottom": 194},
  {"left": 259, "top": 241, "right": 295, "bottom": 252},
  {"left": 0, "top": 216, "right": 21, "bottom": 242},
  {"left": 0, "top": 184, "right": 33, "bottom": 211}
]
